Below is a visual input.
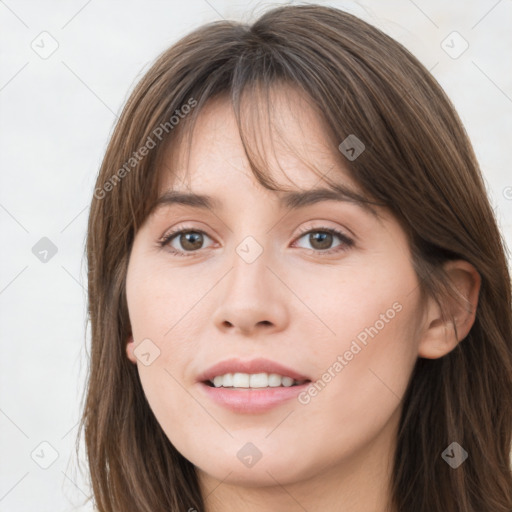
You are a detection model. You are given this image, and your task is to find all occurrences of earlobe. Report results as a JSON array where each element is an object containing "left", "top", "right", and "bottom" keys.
[
  {"left": 418, "top": 260, "right": 481, "bottom": 359},
  {"left": 126, "top": 335, "right": 138, "bottom": 364}
]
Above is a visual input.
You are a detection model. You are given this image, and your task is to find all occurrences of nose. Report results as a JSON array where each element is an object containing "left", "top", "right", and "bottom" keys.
[{"left": 211, "top": 249, "right": 290, "bottom": 337}]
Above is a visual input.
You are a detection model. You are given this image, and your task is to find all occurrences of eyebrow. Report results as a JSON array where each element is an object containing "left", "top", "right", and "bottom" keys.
[{"left": 152, "top": 186, "right": 380, "bottom": 217}]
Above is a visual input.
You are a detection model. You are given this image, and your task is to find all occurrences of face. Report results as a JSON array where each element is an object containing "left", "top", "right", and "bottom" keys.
[{"left": 125, "top": 86, "right": 427, "bottom": 490}]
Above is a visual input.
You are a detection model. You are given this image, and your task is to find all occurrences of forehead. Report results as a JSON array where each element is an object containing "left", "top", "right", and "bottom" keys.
[
  {"left": 152, "top": 91, "right": 382, "bottom": 221},
  {"left": 158, "top": 84, "right": 360, "bottom": 198}
]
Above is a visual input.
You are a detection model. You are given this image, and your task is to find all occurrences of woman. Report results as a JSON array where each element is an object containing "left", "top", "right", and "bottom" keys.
[{"left": 80, "top": 4, "right": 512, "bottom": 511}]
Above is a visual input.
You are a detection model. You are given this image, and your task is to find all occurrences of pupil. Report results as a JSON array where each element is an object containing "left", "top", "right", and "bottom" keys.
[
  {"left": 182, "top": 232, "right": 202, "bottom": 250},
  {"left": 311, "top": 232, "right": 331, "bottom": 250}
]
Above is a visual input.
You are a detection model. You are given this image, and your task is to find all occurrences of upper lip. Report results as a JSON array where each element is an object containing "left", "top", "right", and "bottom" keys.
[{"left": 196, "top": 358, "right": 311, "bottom": 383}]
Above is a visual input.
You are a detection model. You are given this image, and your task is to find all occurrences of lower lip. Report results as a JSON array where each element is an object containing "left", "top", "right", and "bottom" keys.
[{"left": 198, "top": 381, "right": 311, "bottom": 413}]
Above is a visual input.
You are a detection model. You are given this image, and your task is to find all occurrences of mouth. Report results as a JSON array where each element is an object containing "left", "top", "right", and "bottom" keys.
[
  {"left": 195, "top": 358, "right": 312, "bottom": 412},
  {"left": 198, "top": 373, "right": 312, "bottom": 413}
]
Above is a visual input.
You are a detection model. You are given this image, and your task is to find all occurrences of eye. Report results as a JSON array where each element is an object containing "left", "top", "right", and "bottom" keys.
[
  {"left": 158, "top": 227, "right": 214, "bottom": 257},
  {"left": 292, "top": 226, "right": 354, "bottom": 255},
  {"left": 158, "top": 225, "right": 354, "bottom": 257}
]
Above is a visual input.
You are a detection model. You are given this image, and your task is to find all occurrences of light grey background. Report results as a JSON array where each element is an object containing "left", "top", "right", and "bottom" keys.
[{"left": 1, "top": 0, "right": 511, "bottom": 510}]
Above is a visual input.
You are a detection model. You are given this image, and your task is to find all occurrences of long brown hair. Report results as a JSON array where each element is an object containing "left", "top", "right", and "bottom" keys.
[{"left": 80, "top": 4, "right": 512, "bottom": 511}]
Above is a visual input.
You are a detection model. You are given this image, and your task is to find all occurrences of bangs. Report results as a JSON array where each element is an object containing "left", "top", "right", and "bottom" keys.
[{"left": 152, "top": 78, "right": 385, "bottom": 222}]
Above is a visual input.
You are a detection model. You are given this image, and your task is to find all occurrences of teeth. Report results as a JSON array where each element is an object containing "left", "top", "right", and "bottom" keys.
[
  {"left": 233, "top": 373, "right": 250, "bottom": 387},
  {"left": 210, "top": 372, "right": 304, "bottom": 388}
]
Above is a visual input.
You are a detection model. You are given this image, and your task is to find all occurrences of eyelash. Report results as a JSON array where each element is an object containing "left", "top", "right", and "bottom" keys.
[{"left": 157, "top": 224, "right": 354, "bottom": 258}]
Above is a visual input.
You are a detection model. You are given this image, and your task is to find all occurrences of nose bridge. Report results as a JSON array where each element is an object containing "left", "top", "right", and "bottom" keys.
[
  {"left": 226, "top": 210, "right": 273, "bottom": 280},
  {"left": 228, "top": 234, "right": 273, "bottom": 300}
]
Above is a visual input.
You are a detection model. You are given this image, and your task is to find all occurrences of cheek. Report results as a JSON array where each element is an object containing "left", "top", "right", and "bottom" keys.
[
  {"left": 125, "top": 256, "right": 207, "bottom": 427},
  {"left": 294, "top": 259, "right": 421, "bottom": 423},
  {"left": 293, "top": 255, "right": 419, "bottom": 359},
  {"left": 125, "top": 256, "right": 192, "bottom": 343}
]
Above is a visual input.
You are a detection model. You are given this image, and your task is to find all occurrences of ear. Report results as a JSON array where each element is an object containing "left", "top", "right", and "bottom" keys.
[
  {"left": 126, "top": 335, "right": 138, "bottom": 364},
  {"left": 418, "top": 260, "right": 481, "bottom": 359}
]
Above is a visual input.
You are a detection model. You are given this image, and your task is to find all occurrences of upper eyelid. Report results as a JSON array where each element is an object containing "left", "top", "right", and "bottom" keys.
[{"left": 160, "top": 221, "right": 351, "bottom": 236}]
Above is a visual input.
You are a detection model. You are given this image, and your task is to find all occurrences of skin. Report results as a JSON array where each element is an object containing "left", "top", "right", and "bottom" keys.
[{"left": 125, "top": 86, "right": 481, "bottom": 512}]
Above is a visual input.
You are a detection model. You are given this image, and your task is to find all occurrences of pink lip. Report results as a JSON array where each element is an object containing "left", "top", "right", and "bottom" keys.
[
  {"left": 198, "top": 381, "right": 311, "bottom": 413},
  {"left": 196, "top": 357, "right": 311, "bottom": 384},
  {"left": 195, "top": 358, "right": 311, "bottom": 414}
]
